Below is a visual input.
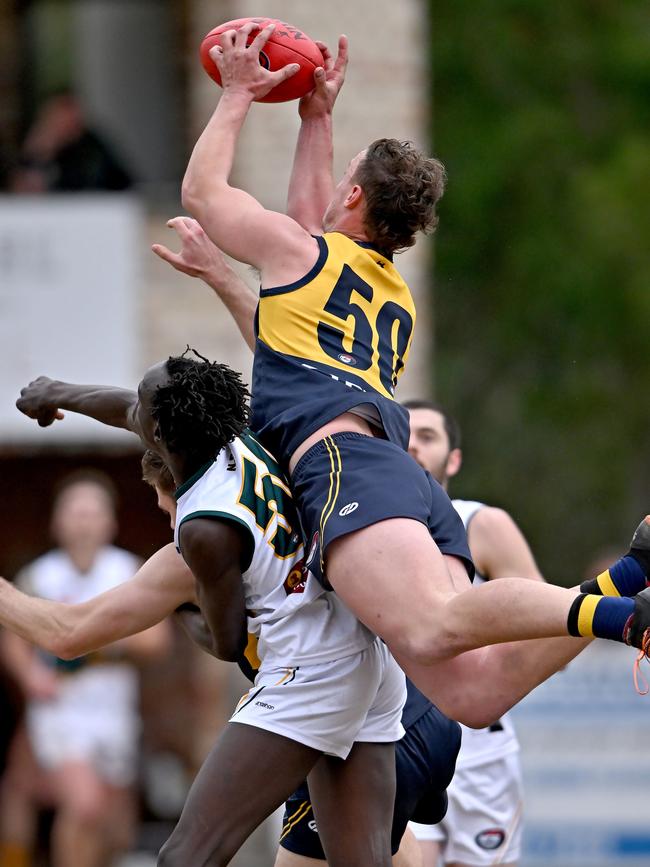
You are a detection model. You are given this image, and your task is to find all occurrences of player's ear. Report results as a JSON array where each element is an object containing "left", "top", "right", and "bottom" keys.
[
  {"left": 446, "top": 448, "right": 462, "bottom": 480},
  {"left": 344, "top": 184, "right": 363, "bottom": 209}
]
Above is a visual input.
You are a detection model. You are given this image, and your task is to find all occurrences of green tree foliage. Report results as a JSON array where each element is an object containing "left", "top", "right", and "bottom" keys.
[{"left": 431, "top": 1, "right": 650, "bottom": 582}]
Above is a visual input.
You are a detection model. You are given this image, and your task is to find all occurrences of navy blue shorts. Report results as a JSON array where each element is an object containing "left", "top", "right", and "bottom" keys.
[
  {"left": 291, "top": 432, "right": 473, "bottom": 589},
  {"left": 279, "top": 701, "right": 461, "bottom": 858}
]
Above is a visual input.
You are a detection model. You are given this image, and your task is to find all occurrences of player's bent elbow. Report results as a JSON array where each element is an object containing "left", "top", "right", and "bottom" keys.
[
  {"left": 213, "top": 630, "right": 246, "bottom": 663},
  {"left": 181, "top": 180, "right": 215, "bottom": 219},
  {"left": 180, "top": 180, "right": 198, "bottom": 212},
  {"left": 50, "top": 623, "right": 92, "bottom": 660},
  {"left": 51, "top": 635, "right": 83, "bottom": 661}
]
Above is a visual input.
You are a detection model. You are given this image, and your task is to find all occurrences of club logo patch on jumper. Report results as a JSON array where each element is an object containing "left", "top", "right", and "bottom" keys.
[
  {"left": 338, "top": 353, "right": 357, "bottom": 366},
  {"left": 339, "top": 502, "right": 359, "bottom": 517},
  {"left": 475, "top": 828, "right": 505, "bottom": 850},
  {"left": 284, "top": 558, "right": 307, "bottom": 595}
]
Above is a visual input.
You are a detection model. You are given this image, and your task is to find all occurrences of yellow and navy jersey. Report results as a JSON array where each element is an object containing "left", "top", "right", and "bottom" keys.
[
  {"left": 174, "top": 431, "right": 373, "bottom": 667},
  {"left": 251, "top": 232, "right": 416, "bottom": 466}
]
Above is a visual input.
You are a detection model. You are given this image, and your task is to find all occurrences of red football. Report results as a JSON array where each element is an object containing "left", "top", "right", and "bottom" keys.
[{"left": 200, "top": 17, "right": 324, "bottom": 104}]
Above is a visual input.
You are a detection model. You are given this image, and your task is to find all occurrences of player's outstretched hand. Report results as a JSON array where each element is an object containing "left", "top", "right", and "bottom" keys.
[
  {"left": 299, "top": 35, "right": 348, "bottom": 120},
  {"left": 211, "top": 22, "right": 300, "bottom": 102},
  {"left": 152, "top": 217, "right": 235, "bottom": 287},
  {"left": 16, "top": 376, "right": 64, "bottom": 427}
]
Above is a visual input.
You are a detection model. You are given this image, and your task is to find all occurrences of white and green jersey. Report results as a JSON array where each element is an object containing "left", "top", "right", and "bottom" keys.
[{"left": 174, "top": 431, "right": 373, "bottom": 670}]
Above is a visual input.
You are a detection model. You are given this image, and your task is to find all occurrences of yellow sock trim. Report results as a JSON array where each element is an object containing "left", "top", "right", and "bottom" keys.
[
  {"left": 577, "top": 594, "right": 601, "bottom": 637},
  {"left": 596, "top": 569, "right": 621, "bottom": 597}
]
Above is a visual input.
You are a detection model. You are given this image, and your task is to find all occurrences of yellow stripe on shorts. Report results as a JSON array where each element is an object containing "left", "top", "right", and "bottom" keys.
[
  {"left": 319, "top": 436, "right": 342, "bottom": 569},
  {"left": 279, "top": 800, "right": 313, "bottom": 842}
]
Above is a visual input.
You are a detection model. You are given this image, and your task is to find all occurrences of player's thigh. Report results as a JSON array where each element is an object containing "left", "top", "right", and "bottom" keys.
[
  {"left": 103, "top": 784, "right": 137, "bottom": 851},
  {"left": 327, "top": 519, "right": 456, "bottom": 654},
  {"left": 274, "top": 848, "right": 324, "bottom": 866},
  {"left": 159, "top": 723, "right": 320, "bottom": 867},
  {"left": 392, "top": 825, "right": 425, "bottom": 867},
  {"left": 48, "top": 760, "right": 110, "bottom": 824},
  {"left": 308, "top": 741, "right": 396, "bottom": 867},
  {"left": 419, "top": 840, "right": 443, "bottom": 866}
]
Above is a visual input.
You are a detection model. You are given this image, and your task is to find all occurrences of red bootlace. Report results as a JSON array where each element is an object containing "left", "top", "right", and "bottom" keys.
[{"left": 633, "top": 627, "right": 650, "bottom": 695}]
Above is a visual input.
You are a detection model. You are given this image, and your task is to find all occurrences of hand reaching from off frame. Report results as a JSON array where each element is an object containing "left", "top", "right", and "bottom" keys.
[
  {"left": 152, "top": 217, "right": 236, "bottom": 285},
  {"left": 16, "top": 377, "right": 64, "bottom": 427}
]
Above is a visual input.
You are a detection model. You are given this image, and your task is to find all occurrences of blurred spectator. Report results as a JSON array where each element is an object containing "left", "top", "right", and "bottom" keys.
[
  {"left": 0, "top": 472, "right": 169, "bottom": 867},
  {"left": 0, "top": 657, "right": 22, "bottom": 779},
  {"left": 10, "top": 90, "right": 132, "bottom": 193}
]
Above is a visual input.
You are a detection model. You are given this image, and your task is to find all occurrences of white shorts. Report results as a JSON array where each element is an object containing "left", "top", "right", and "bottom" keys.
[
  {"left": 27, "top": 703, "right": 139, "bottom": 787},
  {"left": 230, "top": 639, "right": 406, "bottom": 759},
  {"left": 410, "top": 751, "right": 523, "bottom": 865}
]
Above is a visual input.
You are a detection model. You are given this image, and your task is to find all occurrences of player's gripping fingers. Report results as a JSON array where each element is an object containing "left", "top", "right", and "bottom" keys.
[
  {"left": 219, "top": 29, "right": 237, "bottom": 50},
  {"left": 16, "top": 377, "right": 60, "bottom": 425},
  {"left": 313, "top": 67, "right": 327, "bottom": 88},
  {"left": 166, "top": 216, "right": 195, "bottom": 240},
  {"left": 151, "top": 243, "right": 184, "bottom": 269},
  {"left": 270, "top": 62, "right": 300, "bottom": 88},
  {"left": 249, "top": 22, "right": 275, "bottom": 54},
  {"left": 334, "top": 35, "right": 349, "bottom": 75},
  {"left": 315, "top": 41, "right": 333, "bottom": 72},
  {"left": 38, "top": 410, "right": 64, "bottom": 427},
  {"left": 236, "top": 21, "right": 261, "bottom": 49}
]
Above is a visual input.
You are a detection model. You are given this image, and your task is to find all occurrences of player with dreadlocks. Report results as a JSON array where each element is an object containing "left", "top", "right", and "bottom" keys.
[{"left": 15, "top": 352, "right": 424, "bottom": 867}]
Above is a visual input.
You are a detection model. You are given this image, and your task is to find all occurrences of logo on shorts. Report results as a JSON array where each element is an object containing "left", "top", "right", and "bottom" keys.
[
  {"left": 338, "top": 353, "right": 356, "bottom": 366},
  {"left": 338, "top": 502, "right": 359, "bottom": 517},
  {"left": 475, "top": 829, "right": 505, "bottom": 850},
  {"left": 308, "top": 819, "right": 318, "bottom": 833},
  {"left": 255, "top": 700, "right": 275, "bottom": 710},
  {"left": 305, "top": 531, "right": 320, "bottom": 568}
]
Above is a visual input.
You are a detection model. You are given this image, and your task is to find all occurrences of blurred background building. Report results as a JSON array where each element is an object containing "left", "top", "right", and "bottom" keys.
[{"left": 0, "top": 0, "right": 649, "bottom": 865}]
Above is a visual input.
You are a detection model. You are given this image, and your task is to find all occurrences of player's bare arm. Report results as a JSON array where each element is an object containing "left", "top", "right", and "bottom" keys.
[
  {"left": 182, "top": 22, "right": 320, "bottom": 282},
  {"left": 178, "top": 518, "right": 248, "bottom": 662},
  {"left": 152, "top": 216, "right": 257, "bottom": 351},
  {"left": 173, "top": 602, "right": 220, "bottom": 658},
  {"left": 469, "top": 507, "right": 544, "bottom": 582},
  {"left": 0, "top": 544, "right": 193, "bottom": 659},
  {"left": 287, "top": 35, "right": 348, "bottom": 232},
  {"left": 16, "top": 376, "right": 138, "bottom": 432}
]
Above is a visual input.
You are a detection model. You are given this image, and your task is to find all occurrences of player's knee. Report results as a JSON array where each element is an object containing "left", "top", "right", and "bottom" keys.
[
  {"left": 397, "top": 621, "right": 466, "bottom": 666},
  {"left": 62, "top": 787, "right": 107, "bottom": 827},
  {"left": 158, "top": 831, "right": 234, "bottom": 867},
  {"left": 158, "top": 839, "right": 191, "bottom": 867},
  {"left": 434, "top": 696, "right": 500, "bottom": 729}
]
